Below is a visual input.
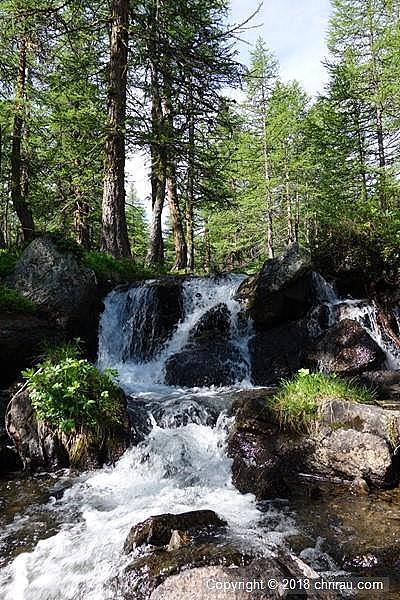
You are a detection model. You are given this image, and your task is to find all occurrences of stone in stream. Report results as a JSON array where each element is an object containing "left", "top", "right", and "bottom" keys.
[
  {"left": 234, "top": 243, "right": 315, "bottom": 329},
  {"left": 124, "top": 509, "right": 227, "bottom": 552},
  {"left": 228, "top": 393, "right": 400, "bottom": 499},
  {"left": 307, "top": 318, "right": 385, "bottom": 375},
  {"left": 189, "top": 302, "right": 231, "bottom": 339},
  {"left": 359, "top": 370, "right": 400, "bottom": 402},
  {"left": 116, "top": 542, "right": 338, "bottom": 600},
  {"left": 249, "top": 320, "right": 310, "bottom": 386},
  {"left": 164, "top": 340, "right": 247, "bottom": 387}
]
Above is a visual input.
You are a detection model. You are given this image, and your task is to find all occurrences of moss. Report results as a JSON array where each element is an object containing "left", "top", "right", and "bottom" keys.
[
  {"left": 271, "top": 370, "right": 376, "bottom": 434},
  {"left": 0, "top": 284, "right": 36, "bottom": 314}
]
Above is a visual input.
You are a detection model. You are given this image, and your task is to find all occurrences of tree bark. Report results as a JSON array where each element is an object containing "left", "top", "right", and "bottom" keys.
[
  {"left": 162, "top": 96, "right": 187, "bottom": 271},
  {"left": 185, "top": 86, "right": 195, "bottom": 272},
  {"left": 146, "top": 65, "right": 166, "bottom": 267},
  {"left": 101, "top": 0, "right": 131, "bottom": 258},
  {"left": 261, "top": 83, "right": 274, "bottom": 258},
  {"left": 10, "top": 35, "right": 35, "bottom": 242},
  {"left": 166, "top": 165, "right": 187, "bottom": 271}
]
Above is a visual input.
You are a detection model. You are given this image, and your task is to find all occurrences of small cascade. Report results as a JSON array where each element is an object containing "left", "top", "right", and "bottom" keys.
[
  {"left": 98, "top": 275, "right": 253, "bottom": 393},
  {"left": 308, "top": 277, "right": 400, "bottom": 370}
]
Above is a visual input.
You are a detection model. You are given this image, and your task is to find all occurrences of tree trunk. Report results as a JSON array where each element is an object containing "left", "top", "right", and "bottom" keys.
[
  {"left": 166, "top": 166, "right": 187, "bottom": 271},
  {"left": 10, "top": 35, "right": 34, "bottom": 242},
  {"left": 162, "top": 96, "right": 187, "bottom": 271},
  {"left": 285, "top": 147, "right": 294, "bottom": 245},
  {"left": 146, "top": 66, "right": 166, "bottom": 267},
  {"left": 186, "top": 88, "right": 195, "bottom": 271},
  {"left": 101, "top": 0, "right": 131, "bottom": 258},
  {"left": 262, "top": 85, "right": 274, "bottom": 258},
  {"left": 74, "top": 197, "right": 90, "bottom": 249}
]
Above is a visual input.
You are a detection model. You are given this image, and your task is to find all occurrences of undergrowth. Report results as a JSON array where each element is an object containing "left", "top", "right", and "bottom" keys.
[
  {"left": 22, "top": 340, "right": 122, "bottom": 433},
  {"left": 271, "top": 369, "right": 376, "bottom": 434},
  {"left": 0, "top": 249, "right": 19, "bottom": 277},
  {"left": 0, "top": 284, "right": 36, "bottom": 314}
]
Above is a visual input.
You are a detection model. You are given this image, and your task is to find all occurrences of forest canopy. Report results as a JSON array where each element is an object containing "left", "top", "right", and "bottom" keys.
[{"left": 0, "top": 0, "right": 399, "bottom": 283}]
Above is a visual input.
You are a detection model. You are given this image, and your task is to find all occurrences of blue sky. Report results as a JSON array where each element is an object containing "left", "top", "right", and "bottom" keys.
[{"left": 228, "top": 0, "right": 332, "bottom": 96}]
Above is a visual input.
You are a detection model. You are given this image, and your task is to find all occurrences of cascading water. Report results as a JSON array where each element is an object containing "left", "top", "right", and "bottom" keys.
[
  {"left": 98, "top": 275, "right": 253, "bottom": 394},
  {"left": 0, "top": 275, "right": 296, "bottom": 600},
  {"left": 310, "top": 275, "right": 400, "bottom": 370},
  {"left": 1, "top": 273, "right": 399, "bottom": 600}
]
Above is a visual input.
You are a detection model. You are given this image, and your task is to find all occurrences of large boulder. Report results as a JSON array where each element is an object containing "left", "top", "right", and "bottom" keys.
[
  {"left": 235, "top": 243, "right": 314, "bottom": 329},
  {"left": 307, "top": 319, "right": 385, "bottom": 375},
  {"left": 7, "top": 236, "right": 98, "bottom": 337},
  {"left": 249, "top": 320, "right": 309, "bottom": 386},
  {"left": 189, "top": 303, "right": 231, "bottom": 340},
  {"left": 228, "top": 395, "right": 400, "bottom": 499},
  {"left": 164, "top": 340, "right": 247, "bottom": 387},
  {"left": 0, "top": 314, "right": 62, "bottom": 387},
  {"left": 149, "top": 558, "right": 336, "bottom": 600},
  {"left": 6, "top": 387, "right": 130, "bottom": 471},
  {"left": 126, "top": 279, "right": 184, "bottom": 361}
]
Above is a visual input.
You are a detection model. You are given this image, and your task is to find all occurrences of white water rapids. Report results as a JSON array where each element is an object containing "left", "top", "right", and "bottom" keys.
[
  {"left": 0, "top": 274, "right": 398, "bottom": 599},
  {"left": 0, "top": 276, "right": 296, "bottom": 600}
]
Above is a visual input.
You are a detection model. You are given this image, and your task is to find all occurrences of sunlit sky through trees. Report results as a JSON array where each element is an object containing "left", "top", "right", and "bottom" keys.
[{"left": 127, "top": 0, "right": 332, "bottom": 209}]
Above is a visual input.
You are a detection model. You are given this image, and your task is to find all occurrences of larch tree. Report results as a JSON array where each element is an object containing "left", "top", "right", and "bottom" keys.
[{"left": 101, "top": 0, "right": 131, "bottom": 258}]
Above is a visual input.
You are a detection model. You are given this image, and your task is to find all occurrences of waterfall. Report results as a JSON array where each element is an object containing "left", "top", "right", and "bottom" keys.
[
  {"left": 309, "top": 276, "right": 400, "bottom": 370},
  {"left": 98, "top": 275, "right": 253, "bottom": 394}
]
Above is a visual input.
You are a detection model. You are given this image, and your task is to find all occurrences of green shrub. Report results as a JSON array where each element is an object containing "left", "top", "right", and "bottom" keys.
[
  {"left": 22, "top": 341, "right": 122, "bottom": 433},
  {"left": 0, "top": 284, "right": 36, "bottom": 314},
  {"left": 83, "top": 251, "right": 167, "bottom": 282},
  {"left": 271, "top": 369, "right": 376, "bottom": 434},
  {"left": 0, "top": 249, "right": 18, "bottom": 277}
]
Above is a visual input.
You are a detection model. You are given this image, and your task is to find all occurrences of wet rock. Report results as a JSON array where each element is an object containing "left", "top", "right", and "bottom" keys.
[
  {"left": 164, "top": 340, "right": 247, "bottom": 387},
  {"left": 228, "top": 395, "right": 400, "bottom": 497},
  {"left": 189, "top": 303, "right": 231, "bottom": 340},
  {"left": 307, "top": 319, "right": 385, "bottom": 375},
  {"left": 249, "top": 321, "right": 309, "bottom": 386},
  {"left": 0, "top": 314, "right": 62, "bottom": 387},
  {"left": 228, "top": 429, "right": 305, "bottom": 499},
  {"left": 6, "top": 236, "right": 98, "bottom": 336},
  {"left": 126, "top": 279, "right": 184, "bottom": 361},
  {"left": 6, "top": 387, "right": 130, "bottom": 472},
  {"left": 235, "top": 243, "right": 314, "bottom": 329},
  {"left": 148, "top": 556, "right": 336, "bottom": 600},
  {"left": 124, "top": 510, "right": 226, "bottom": 552},
  {"left": 359, "top": 370, "right": 400, "bottom": 401},
  {"left": 350, "top": 477, "right": 370, "bottom": 496},
  {"left": 117, "top": 544, "right": 252, "bottom": 600}
]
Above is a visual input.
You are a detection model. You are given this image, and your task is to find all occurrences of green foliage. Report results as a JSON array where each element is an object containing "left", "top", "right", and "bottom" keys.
[
  {"left": 0, "top": 284, "right": 36, "bottom": 314},
  {"left": 0, "top": 250, "right": 18, "bottom": 277},
  {"left": 272, "top": 370, "right": 376, "bottom": 434},
  {"left": 22, "top": 341, "right": 122, "bottom": 434},
  {"left": 83, "top": 251, "right": 167, "bottom": 282}
]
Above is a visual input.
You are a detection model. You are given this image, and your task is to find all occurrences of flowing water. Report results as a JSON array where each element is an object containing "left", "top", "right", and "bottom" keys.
[{"left": 0, "top": 274, "right": 399, "bottom": 599}]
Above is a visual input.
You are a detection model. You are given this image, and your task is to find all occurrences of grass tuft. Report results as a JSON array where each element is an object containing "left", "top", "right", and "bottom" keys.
[{"left": 271, "top": 369, "right": 376, "bottom": 434}]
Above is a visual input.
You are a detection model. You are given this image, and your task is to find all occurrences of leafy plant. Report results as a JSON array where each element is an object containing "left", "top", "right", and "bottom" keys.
[
  {"left": 22, "top": 341, "right": 122, "bottom": 433},
  {"left": 0, "top": 284, "right": 36, "bottom": 314},
  {"left": 271, "top": 369, "right": 376, "bottom": 434}
]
